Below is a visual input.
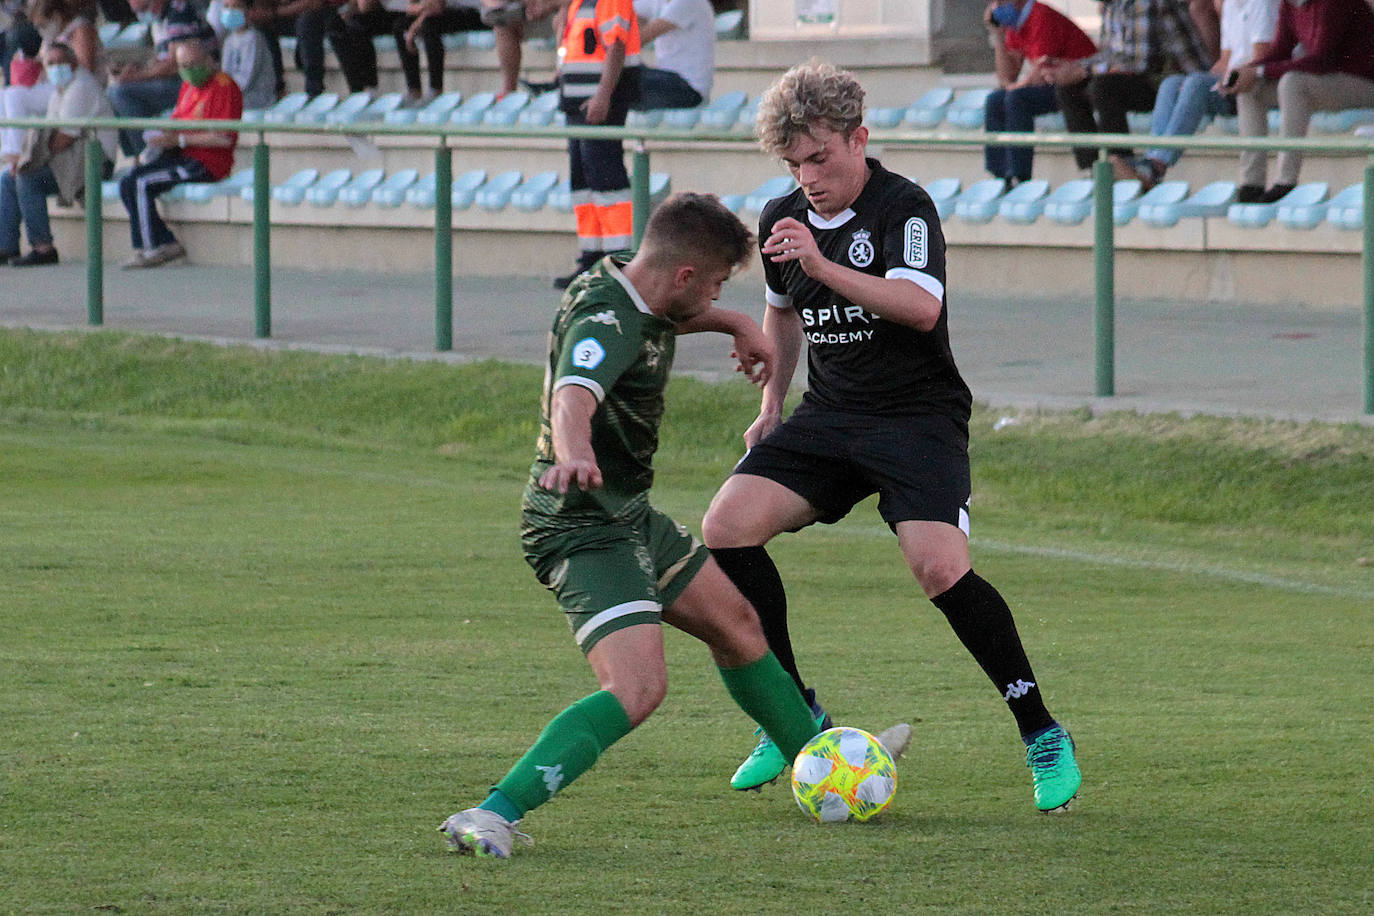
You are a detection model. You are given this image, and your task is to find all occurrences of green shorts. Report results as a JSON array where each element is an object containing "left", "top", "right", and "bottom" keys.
[{"left": 523, "top": 503, "right": 710, "bottom": 654}]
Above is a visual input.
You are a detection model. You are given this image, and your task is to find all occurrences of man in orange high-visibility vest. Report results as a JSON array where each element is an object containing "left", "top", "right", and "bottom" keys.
[{"left": 555, "top": 0, "right": 642, "bottom": 288}]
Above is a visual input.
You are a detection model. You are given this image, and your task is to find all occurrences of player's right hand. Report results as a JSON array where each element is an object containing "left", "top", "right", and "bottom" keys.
[
  {"left": 540, "top": 460, "right": 603, "bottom": 493},
  {"left": 742, "top": 411, "right": 782, "bottom": 449}
]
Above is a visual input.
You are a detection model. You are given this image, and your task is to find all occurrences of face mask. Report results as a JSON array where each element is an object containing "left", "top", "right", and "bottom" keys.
[
  {"left": 46, "top": 62, "right": 74, "bottom": 88},
  {"left": 990, "top": 3, "right": 1021, "bottom": 27},
  {"left": 137, "top": 9, "right": 158, "bottom": 24},
  {"left": 219, "top": 8, "right": 247, "bottom": 30},
  {"left": 179, "top": 63, "right": 214, "bottom": 87}
]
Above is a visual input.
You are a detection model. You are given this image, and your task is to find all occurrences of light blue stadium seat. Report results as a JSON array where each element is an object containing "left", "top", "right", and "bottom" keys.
[
  {"left": 161, "top": 183, "right": 191, "bottom": 202},
  {"left": 923, "top": 176, "right": 962, "bottom": 219},
  {"left": 440, "top": 32, "right": 466, "bottom": 50},
  {"left": 302, "top": 168, "right": 354, "bottom": 207},
  {"left": 264, "top": 92, "right": 327, "bottom": 124},
  {"left": 1033, "top": 111, "right": 1067, "bottom": 131},
  {"left": 323, "top": 91, "right": 374, "bottom": 125},
  {"left": 1112, "top": 179, "right": 1145, "bottom": 225},
  {"left": 1227, "top": 181, "right": 1326, "bottom": 228},
  {"left": 373, "top": 34, "right": 397, "bottom": 52},
  {"left": 108, "top": 22, "right": 149, "bottom": 49},
  {"left": 720, "top": 193, "right": 746, "bottom": 213},
  {"left": 351, "top": 92, "right": 406, "bottom": 123},
  {"left": 449, "top": 91, "right": 498, "bottom": 125},
  {"left": 549, "top": 177, "right": 573, "bottom": 212},
  {"left": 475, "top": 170, "right": 524, "bottom": 210},
  {"left": 293, "top": 92, "right": 342, "bottom": 124},
  {"left": 867, "top": 106, "right": 905, "bottom": 129},
  {"left": 391, "top": 91, "right": 461, "bottom": 125},
  {"left": 263, "top": 167, "right": 322, "bottom": 206},
  {"left": 402, "top": 172, "right": 438, "bottom": 208},
  {"left": 698, "top": 91, "right": 749, "bottom": 129},
  {"left": 1276, "top": 182, "right": 1332, "bottom": 229},
  {"left": 183, "top": 168, "right": 255, "bottom": 203},
  {"left": 482, "top": 90, "right": 531, "bottom": 125},
  {"left": 743, "top": 175, "right": 799, "bottom": 215},
  {"left": 1211, "top": 115, "right": 1239, "bottom": 134},
  {"left": 370, "top": 169, "right": 421, "bottom": 207},
  {"left": 466, "top": 30, "right": 496, "bottom": 50},
  {"left": 510, "top": 170, "right": 560, "bottom": 211},
  {"left": 997, "top": 179, "right": 1052, "bottom": 224},
  {"left": 1174, "top": 180, "right": 1236, "bottom": 220},
  {"left": 627, "top": 108, "right": 663, "bottom": 128},
  {"left": 1325, "top": 183, "right": 1365, "bottom": 230},
  {"left": 244, "top": 91, "right": 307, "bottom": 124},
  {"left": 450, "top": 169, "right": 489, "bottom": 209},
  {"left": 945, "top": 88, "right": 995, "bottom": 129},
  {"left": 1311, "top": 108, "right": 1374, "bottom": 133},
  {"left": 714, "top": 9, "right": 744, "bottom": 38},
  {"left": 281, "top": 36, "right": 297, "bottom": 54},
  {"left": 953, "top": 178, "right": 1008, "bottom": 223},
  {"left": 649, "top": 171, "right": 671, "bottom": 207},
  {"left": 335, "top": 168, "right": 387, "bottom": 207},
  {"left": 903, "top": 87, "right": 955, "bottom": 128},
  {"left": 98, "top": 22, "right": 120, "bottom": 43},
  {"left": 1040, "top": 179, "right": 1094, "bottom": 225},
  {"left": 1126, "top": 111, "right": 1152, "bottom": 133},
  {"left": 1267, "top": 109, "right": 1281, "bottom": 131},
  {"left": 660, "top": 105, "right": 704, "bottom": 129},
  {"left": 733, "top": 96, "right": 761, "bottom": 130},
  {"left": 518, "top": 92, "right": 561, "bottom": 126},
  {"left": 1134, "top": 181, "right": 1192, "bottom": 227}
]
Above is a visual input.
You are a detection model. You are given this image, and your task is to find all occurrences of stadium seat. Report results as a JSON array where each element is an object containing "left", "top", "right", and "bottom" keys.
[
  {"left": 626, "top": 108, "right": 663, "bottom": 128},
  {"left": 720, "top": 193, "right": 746, "bottom": 213},
  {"left": 259, "top": 167, "right": 320, "bottom": 205},
  {"left": 1134, "top": 181, "right": 1192, "bottom": 227},
  {"left": 369, "top": 169, "right": 421, "bottom": 207},
  {"left": 450, "top": 169, "right": 489, "bottom": 209},
  {"left": 1325, "top": 183, "right": 1365, "bottom": 230},
  {"left": 944, "top": 88, "right": 995, "bottom": 129},
  {"left": 182, "top": 168, "right": 255, "bottom": 203},
  {"left": 649, "top": 171, "right": 671, "bottom": 207},
  {"left": 1276, "top": 182, "right": 1333, "bottom": 229},
  {"left": 1111, "top": 179, "right": 1145, "bottom": 225},
  {"left": 867, "top": 106, "right": 905, "bottom": 129},
  {"left": 733, "top": 96, "right": 761, "bottom": 130},
  {"left": 403, "top": 172, "right": 438, "bottom": 208},
  {"left": 98, "top": 22, "right": 120, "bottom": 44},
  {"left": 549, "top": 177, "right": 573, "bottom": 212},
  {"left": 1174, "top": 181, "right": 1237, "bottom": 220},
  {"left": 391, "top": 91, "right": 462, "bottom": 125},
  {"left": 697, "top": 91, "right": 749, "bottom": 129},
  {"left": 449, "top": 91, "right": 498, "bottom": 125},
  {"left": 1126, "top": 111, "right": 1152, "bottom": 133},
  {"left": 903, "top": 87, "right": 955, "bottom": 128},
  {"left": 302, "top": 168, "right": 354, "bottom": 207},
  {"left": 518, "top": 92, "right": 561, "bottom": 127},
  {"left": 335, "top": 169, "right": 387, "bottom": 207},
  {"left": 509, "top": 170, "right": 560, "bottom": 211},
  {"left": 293, "top": 92, "right": 343, "bottom": 124},
  {"left": 1311, "top": 109, "right": 1374, "bottom": 133},
  {"left": 262, "top": 92, "right": 331, "bottom": 124},
  {"left": 952, "top": 178, "right": 1008, "bottom": 223},
  {"left": 1227, "top": 181, "right": 1326, "bottom": 228},
  {"left": 441, "top": 32, "right": 467, "bottom": 50},
  {"left": 714, "top": 9, "right": 745, "bottom": 38},
  {"left": 742, "top": 175, "right": 799, "bottom": 215},
  {"left": 997, "top": 179, "right": 1052, "bottom": 224},
  {"left": 1033, "top": 111, "right": 1067, "bottom": 131},
  {"left": 466, "top": 30, "right": 496, "bottom": 50},
  {"left": 323, "top": 91, "right": 375, "bottom": 125},
  {"left": 660, "top": 105, "right": 704, "bottom": 129},
  {"left": 475, "top": 170, "right": 524, "bottom": 209},
  {"left": 244, "top": 91, "right": 307, "bottom": 124},
  {"left": 923, "top": 176, "right": 961, "bottom": 219},
  {"left": 482, "top": 90, "right": 532, "bottom": 125},
  {"left": 1041, "top": 179, "right": 1094, "bottom": 225},
  {"left": 351, "top": 92, "right": 406, "bottom": 123}
]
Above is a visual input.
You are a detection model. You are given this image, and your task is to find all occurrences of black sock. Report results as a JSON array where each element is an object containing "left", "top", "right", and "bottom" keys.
[
  {"left": 931, "top": 570, "right": 1054, "bottom": 738},
  {"left": 711, "top": 546, "right": 806, "bottom": 694}
]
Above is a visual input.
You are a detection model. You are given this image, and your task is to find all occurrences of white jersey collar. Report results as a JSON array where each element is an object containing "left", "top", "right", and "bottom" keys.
[
  {"left": 807, "top": 207, "right": 857, "bottom": 230},
  {"left": 606, "top": 258, "right": 653, "bottom": 315}
]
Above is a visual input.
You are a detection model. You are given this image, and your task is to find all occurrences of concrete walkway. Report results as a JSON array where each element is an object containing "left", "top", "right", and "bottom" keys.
[{"left": 2, "top": 261, "right": 1369, "bottom": 425}]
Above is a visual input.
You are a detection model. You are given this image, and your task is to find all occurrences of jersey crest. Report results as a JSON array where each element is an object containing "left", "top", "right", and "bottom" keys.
[
  {"left": 903, "top": 217, "right": 928, "bottom": 268},
  {"left": 848, "top": 228, "right": 875, "bottom": 268},
  {"left": 572, "top": 337, "right": 606, "bottom": 369}
]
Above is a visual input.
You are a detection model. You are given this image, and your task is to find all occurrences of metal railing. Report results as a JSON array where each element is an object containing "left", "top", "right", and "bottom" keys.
[{"left": 2, "top": 115, "right": 1371, "bottom": 413}]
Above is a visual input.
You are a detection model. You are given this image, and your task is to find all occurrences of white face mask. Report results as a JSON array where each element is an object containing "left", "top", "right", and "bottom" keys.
[{"left": 46, "top": 62, "right": 75, "bottom": 88}]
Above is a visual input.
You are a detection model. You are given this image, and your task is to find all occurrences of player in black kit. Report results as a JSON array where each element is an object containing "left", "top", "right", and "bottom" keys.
[{"left": 700, "top": 61, "right": 1082, "bottom": 812}]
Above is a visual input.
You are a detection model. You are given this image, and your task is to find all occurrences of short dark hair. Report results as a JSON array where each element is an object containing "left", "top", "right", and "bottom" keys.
[
  {"left": 44, "top": 41, "right": 78, "bottom": 66},
  {"left": 640, "top": 192, "right": 755, "bottom": 274}
]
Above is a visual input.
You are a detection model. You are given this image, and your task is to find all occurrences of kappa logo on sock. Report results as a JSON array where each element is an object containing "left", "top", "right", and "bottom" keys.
[
  {"left": 1003, "top": 679, "right": 1037, "bottom": 700},
  {"left": 535, "top": 764, "right": 564, "bottom": 798}
]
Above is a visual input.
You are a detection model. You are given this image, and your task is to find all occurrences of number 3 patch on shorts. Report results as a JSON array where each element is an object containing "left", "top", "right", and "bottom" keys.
[
  {"left": 572, "top": 337, "right": 606, "bottom": 369},
  {"left": 904, "top": 217, "right": 928, "bottom": 269}
]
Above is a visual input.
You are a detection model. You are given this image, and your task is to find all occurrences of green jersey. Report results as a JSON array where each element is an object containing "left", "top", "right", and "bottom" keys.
[{"left": 524, "top": 256, "right": 678, "bottom": 529}]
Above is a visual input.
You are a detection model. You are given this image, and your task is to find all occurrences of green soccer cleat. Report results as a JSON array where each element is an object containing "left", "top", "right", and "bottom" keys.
[
  {"left": 1025, "top": 725, "right": 1082, "bottom": 812},
  {"left": 731, "top": 710, "right": 830, "bottom": 791}
]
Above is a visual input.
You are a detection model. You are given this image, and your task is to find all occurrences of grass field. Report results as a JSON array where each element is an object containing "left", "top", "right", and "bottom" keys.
[{"left": 2, "top": 329, "right": 1371, "bottom": 915}]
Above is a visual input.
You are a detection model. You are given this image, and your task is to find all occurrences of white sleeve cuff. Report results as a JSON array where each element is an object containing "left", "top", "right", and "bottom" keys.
[
  {"left": 553, "top": 375, "right": 605, "bottom": 402},
  {"left": 886, "top": 267, "right": 945, "bottom": 303},
  {"left": 765, "top": 284, "right": 793, "bottom": 309}
]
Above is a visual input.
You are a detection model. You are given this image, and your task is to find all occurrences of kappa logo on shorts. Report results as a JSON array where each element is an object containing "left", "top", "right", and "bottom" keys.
[
  {"left": 571, "top": 337, "right": 605, "bottom": 369},
  {"left": 589, "top": 310, "right": 623, "bottom": 334},
  {"left": 904, "top": 217, "right": 928, "bottom": 268},
  {"left": 848, "top": 228, "right": 875, "bottom": 267}
]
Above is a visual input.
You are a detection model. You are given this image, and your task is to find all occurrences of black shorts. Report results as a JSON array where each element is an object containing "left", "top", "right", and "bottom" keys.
[{"left": 734, "top": 403, "right": 971, "bottom": 531}]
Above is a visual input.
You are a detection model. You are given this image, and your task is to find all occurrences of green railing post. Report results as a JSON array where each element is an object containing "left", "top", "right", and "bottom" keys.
[
  {"left": 1093, "top": 154, "right": 1116, "bottom": 397},
  {"left": 1364, "top": 158, "right": 1373, "bottom": 415},
  {"left": 632, "top": 141, "right": 649, "bottom": 249},
  {"left": 435, "top": 141, "right": 453, "bottom": 352},
  {"left": 84, "top": 135, "right": 103, "bottom": 326},
  {"left": 253, "top": 138, "right": 271, "bottom": 338}
]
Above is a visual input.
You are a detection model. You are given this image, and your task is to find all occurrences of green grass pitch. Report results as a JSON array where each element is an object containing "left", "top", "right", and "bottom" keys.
[{"left": 1, "top": 330, "right": 1370, "bottom": 914}]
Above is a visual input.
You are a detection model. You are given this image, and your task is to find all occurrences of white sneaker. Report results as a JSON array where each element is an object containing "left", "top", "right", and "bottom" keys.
[
  {"left": 438, "top": 807, "right": 532, "bottom": 858},
  {"left": 876, "top": 723, "right": 913, "bottom": 761}
]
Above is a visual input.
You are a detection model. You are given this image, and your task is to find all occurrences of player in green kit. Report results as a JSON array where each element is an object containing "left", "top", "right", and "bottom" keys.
[{"left": 439, "top": 193, "right": 832, "bottom": 858}]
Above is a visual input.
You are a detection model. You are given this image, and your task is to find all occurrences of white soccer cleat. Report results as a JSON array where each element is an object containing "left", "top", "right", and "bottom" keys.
[
  {"left": 438, "top": 807, "right": 533, "bottom": 859},
  {"left": 876, "top": 723, "right": 913, "bottom": 761}
]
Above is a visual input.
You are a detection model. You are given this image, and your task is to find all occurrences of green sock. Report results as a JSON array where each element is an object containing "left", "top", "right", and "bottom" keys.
[
  {"left": 482, "top": 690, "right": 632, "bottom": 819},
  {"left": 718, "top": 651, "right": 821, "bottom": 761}
]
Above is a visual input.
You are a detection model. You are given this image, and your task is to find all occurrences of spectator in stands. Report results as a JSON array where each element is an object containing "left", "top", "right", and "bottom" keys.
[
  {"left": 0, "top": 40, "right": 115, "bottom": 266},
  {"left": 1128, "top": 0, "right": 1279, "bottom": 190},
  {"left": 479, "top": 0, "right": 560, "bottom": 98},
  {"left": 119, "top": 37, "right": 242, "bottom": 268},
  {"left": 394, "top": 0, "right": 485, "bottom": 100},
  {"left": 1040, "top": 0, "right": 1213, "bottom": 176},
  {"left": 0, "top": 0, "right": 42, "bottom": 80},
  {"left": 247, "top": 0, "right": 349, "bottom": 99},
  {"left": 330, "top": 0, "right": 432, "bottom": 104},
  {"left": 1221, "top": 0, "right": 1374, "bottom": 202},
  {"left": 0, "top": 12, "right": 44, "bottom": 170},
  {"left": 982, "top": 0, "right": 1097, "bottom": 190},
  {"left": 108, "top": 0, "right": 214, "bottom": 158},
  {"left": 219, "top": 0, "right": 276, "bottom": 109},
  {"left": 29, "top": 0, "right": 108, "bottom": 81},
  {"left": 634, "top": 0, "right": 714, "bottom": 110}
]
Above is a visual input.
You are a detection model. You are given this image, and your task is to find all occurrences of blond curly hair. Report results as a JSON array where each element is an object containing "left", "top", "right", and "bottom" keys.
[{"left": 754, "top": 60, "right": 866, "bottom": 156}]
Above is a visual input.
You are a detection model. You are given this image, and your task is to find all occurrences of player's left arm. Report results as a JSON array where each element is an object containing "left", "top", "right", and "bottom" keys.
[
  {"left": 540, "top": 384, "right": 603, "bottom": 493},
  {"left": 671, "top": 306, "right": 773, "bottom": 387},
  {"left": 762, "top": 216, "right": 943, "bottom": 332}
]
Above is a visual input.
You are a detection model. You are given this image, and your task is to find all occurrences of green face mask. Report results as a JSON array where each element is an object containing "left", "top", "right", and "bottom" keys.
[{"left": 179, "top": 63, "right": 214, "bottom": 88}]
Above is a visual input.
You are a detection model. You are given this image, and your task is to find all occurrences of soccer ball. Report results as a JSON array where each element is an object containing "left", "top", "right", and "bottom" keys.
[{"left": 791, "top": 726, "right": 897, "bottom": 823}]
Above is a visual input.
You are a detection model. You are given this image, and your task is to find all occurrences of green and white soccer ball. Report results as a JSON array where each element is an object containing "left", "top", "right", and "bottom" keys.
[{"left": 791, "top": 726, "right": 897, "bottom": 823}]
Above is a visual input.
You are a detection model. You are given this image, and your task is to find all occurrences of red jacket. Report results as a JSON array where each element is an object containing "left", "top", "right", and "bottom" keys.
[{"left": 1251, "top": 0, "right": 1374, "bottom": 82}]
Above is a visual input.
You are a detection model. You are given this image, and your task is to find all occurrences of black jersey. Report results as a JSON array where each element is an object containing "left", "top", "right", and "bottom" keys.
[{"left": 759, "top": 159, "right": 973, "bottom": 422}]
